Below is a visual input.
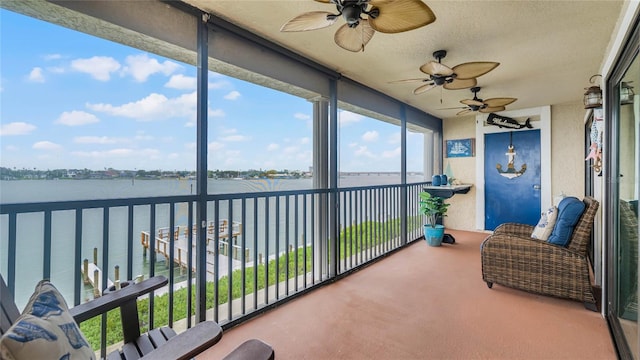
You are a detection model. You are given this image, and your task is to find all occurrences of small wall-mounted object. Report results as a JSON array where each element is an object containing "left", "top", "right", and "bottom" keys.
[
  {"left": 584, "top": 74, "right": 602, "bottom": 109},
  {"left": 446, "top": 138, "right": 475, "bottom": 158},
  {"left": 620, "top": 81, "right": 635, "bottom": 105}
]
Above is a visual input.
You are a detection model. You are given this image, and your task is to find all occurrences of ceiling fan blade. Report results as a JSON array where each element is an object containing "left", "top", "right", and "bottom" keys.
[
  {"left": 368, "top": 0, "right": 436, "bottom": 33},
  {"left": 480, "top": 106, "right": 506, "bottom": 113},
  {"left": 443, "top": 78, "right": 476, "bottom": 90},
  {"left": 413, "top": 83, "right": 436, "bottom": 94},
  {"left": 456, "top": 109, "right": 474, "bottom": 116},
  {"left": 388, "top": 78, "right": 429, "bottom": 84},
  {"left": 438, "top": 106, "right": 467, "bottom": 110},
  {"left": 334, "top": 20, "right": 375, "bottom": 52},
  {"left": 280, "top": 11, "right": 338, "bottom": 32},
  {"left": 461, "top": 99, "right": 484, "bottom": 106},
  {"left": 484, "top": 97, "right": 517, "bottom": 107},
  {"left": 452, "top": 62, "right": 500, "bottom": 80},
  {"left": 420, "top": 61, "right": 454, "bottom": 76}
]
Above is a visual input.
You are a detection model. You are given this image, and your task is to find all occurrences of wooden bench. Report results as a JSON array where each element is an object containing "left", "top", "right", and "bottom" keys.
[{"left": 1, "top": 275, "right": 274, "bottom": 360}]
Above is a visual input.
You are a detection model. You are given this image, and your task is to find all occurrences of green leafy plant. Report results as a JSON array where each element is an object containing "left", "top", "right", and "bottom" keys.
[{"left": 419, "top": 191, "right": 450, "bottom": 228}]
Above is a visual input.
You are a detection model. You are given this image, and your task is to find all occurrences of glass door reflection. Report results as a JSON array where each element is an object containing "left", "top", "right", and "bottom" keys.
[{"left": 616, "top": 51, "right": 640, "bottom": 358}]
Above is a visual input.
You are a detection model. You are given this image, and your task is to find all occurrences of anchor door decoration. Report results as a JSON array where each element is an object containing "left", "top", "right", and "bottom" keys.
[{"left": 496, "top": 131, "right": 526, "bottom": 179}]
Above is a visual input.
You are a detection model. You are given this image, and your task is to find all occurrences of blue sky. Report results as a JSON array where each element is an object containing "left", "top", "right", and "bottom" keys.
[{"left": 0, "top": 10, "right": 425, "bottom": 172}]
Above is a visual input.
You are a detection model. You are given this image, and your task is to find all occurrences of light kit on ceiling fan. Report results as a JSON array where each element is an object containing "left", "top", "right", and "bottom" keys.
[
  {"left": 439, "top": 86, "right": 517, "bottom": 115},
  {"left": 389, "top": 50, "right": 499, "bottom": 95},
  {"left": 280, "top": 0, "right": 436, "bottom": 52}
]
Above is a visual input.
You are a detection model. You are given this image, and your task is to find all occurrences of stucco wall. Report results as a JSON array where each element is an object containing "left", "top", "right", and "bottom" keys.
[
  {"left": 442, "top": 103, "right": 586, "bottom": 231},
  {"left": 442, "top": 115, "right": 477, "bottom": 231},
  {"left": 550, "top": 103, "right": 586, "bottom": 200}
]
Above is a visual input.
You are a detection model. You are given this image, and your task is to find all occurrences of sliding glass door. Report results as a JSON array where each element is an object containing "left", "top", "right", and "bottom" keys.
[{"left": 607, "top": 18, "right": 640, "bottom": 359}]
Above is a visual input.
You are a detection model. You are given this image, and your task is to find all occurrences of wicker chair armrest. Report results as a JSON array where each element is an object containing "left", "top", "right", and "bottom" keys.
[{"left": 493, "top": 223, "right": 536, "bottom": 238}]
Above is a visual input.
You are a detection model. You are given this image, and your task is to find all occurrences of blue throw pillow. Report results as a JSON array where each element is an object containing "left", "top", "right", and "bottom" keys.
[{"left": 547, "top": 196, "right": 585, "bottom": 246}]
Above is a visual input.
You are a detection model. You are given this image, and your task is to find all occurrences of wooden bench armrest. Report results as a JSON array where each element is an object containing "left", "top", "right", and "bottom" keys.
[
  {"left": 222, "top": 339, "right": 275, "bottom": 360},
  {"left": 69, "top": 276, "right": 168, "bottom": 323},
  {"left": 141, "top": 321, "right": 223, "bottom": 360}
]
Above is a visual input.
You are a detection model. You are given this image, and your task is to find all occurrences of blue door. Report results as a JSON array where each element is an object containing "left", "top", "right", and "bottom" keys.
[{"left": 484, "top": 130, "right": 541, "bottom": 230}]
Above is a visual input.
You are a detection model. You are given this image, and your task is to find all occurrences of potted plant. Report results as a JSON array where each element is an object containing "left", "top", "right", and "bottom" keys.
[{"left": 419, "top": 191, "right": 450, "bottom": 246}]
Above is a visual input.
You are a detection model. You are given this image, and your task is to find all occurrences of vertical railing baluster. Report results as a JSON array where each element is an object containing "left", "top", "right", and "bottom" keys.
[
  {"left": 74, "top": 209, "right": 82, "bottom": 306},
  {"left": 187, "top": 202, "right": 194, "bottom": 329},
  {"left": 253, "top": 198, "right": 258, "bottom": 310},
  {"left": 285, "top": 196, "right": 290, "bottom": 296},
  {"left": 294, "top": 194, "right": 299, "bottom": 292},
  {"left": 302, "top": 194, "right": 308, "bottom": 288},
  {"left": 149, "top": 204, "right": 156, "bottom": 330},
  {"left": 7, "top": 213, "right": 17, "bottom": 295},
  {"left": 310, "top": 194, "right": 316, "bottom": 285},
  {"left": 43, "top": 210, "right": 52, "bottom": 279},
  {"left": 213, "top": 200, "right": 220, "bottom": 323},
  {"left": 264, "top": 197, "right": 269, "bottom": 304},
  {"left": 275, "top": 196, "right": 280, "bottom": 300},
  {"left": 127, "top": 205, "right": 134, "bottom": 282},
  {"left": 227, "top": 199, "right": 233, "bottom": 321},
  {"left": 169, "top": 202, "right": 175, "bottom": 327},
  {"left": 240, "top": 197, "right": 246, "bottom": 315}
]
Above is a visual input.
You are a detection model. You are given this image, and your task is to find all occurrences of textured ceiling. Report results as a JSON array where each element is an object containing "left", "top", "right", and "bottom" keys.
[{"left": 185, "top": 0, "right": 625, "bottom": 119}]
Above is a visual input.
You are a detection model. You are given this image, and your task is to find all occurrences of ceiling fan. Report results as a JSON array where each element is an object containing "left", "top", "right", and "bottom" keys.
[
  {"left": 280, "top": 0, "right": 436, "bottom": 52},
  {"left": 443, "top": 87, "right": 517, "bottom": 116},
  {"left": 390, "top": 50, "right": 500, "bottom": 94}
]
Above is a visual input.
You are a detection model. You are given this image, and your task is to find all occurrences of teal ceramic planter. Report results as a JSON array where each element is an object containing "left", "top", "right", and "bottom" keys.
[{"left": 424, "top": 224, "right": 445, "bottom": 246}]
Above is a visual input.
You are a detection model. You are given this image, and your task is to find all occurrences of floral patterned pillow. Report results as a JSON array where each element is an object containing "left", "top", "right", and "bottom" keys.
[
  {"left": 531, "top": 206, "right": 558, "bottom": 240},
  {"left": 0, "top": 280, "right": 95, "bottom": 360}
]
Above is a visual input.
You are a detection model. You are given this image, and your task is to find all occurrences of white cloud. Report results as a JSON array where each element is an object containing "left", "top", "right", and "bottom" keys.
[
  {"left": 0, "top": 122, "right": 37, "bottom": 136},
  {"left": 43, "top": 54, "right": 62, "bottom": 61},
  {"left": 209, "top": 109, "right": 225, "bottom": 118},
  {"left": 348, "top": 142, "right": 358, "bottom": 148},
  {"left": 123, "top": 54, "right": 181, "bottom": 82},
  {"left": 221, "top": 134, "right": 250, "bottom": 142},
  {"left": 208, "top": 79, "right": 229, "bottom": 90},
  {"left": 73, "top": 136, "right": 129, "bottom": 144},
  {"left": 299, "top": 137, "right": 310, "bottom": 145},
  {"left": 294, "top": 112, "right": 311, "bottom": 120},
  {"left": 165, "top": 74, "right": 197, "bottom": 90},
  {"left": 338, "top": 111, "right": 363, "bottom": 127},
  {"left": 382, "top": 147, "right": 401, "bottom": 158},
  {"left": 55, "top": 111, "right": 100, "bottom": 126},
  {"left": 388, "top": 132, "right": 401, "bottom": 144},
  {"left": 362, "top": 130, "right": 379, "bottom": 142},
  {"left": 71, "top": 56, "right": 121, "bottom": 81},
  {"left": 28, "top": 67, "right": 45, "bottom": 83},
  {"left": 72, "top": 148, "right": 160, "bottom": 158},
  {"left": 267, "top": 143, "right": 279, "bottom": 151},
  {"left": 47, "top": 67, "right": 65, "bottom": 74},
  {"left": 283, "top": 146, "right": 298, "bottom": 155},
  {"left": 87, "top": 92, "right": 196, "bottom": 121},
  {"left": 224, "top": 91, "right": 241, "bottom": 100},
  {"left": 5, "top": 145, "right": 19, "bottom": 151},
  {"left": 33, "top": 141, "right": 62, "bottom": 150},
  {"left": 208, "top": 141, "right": 224, "bottom": 151},
  {"left": 354, "top": 145, "right": 375, "bottom": 158}
]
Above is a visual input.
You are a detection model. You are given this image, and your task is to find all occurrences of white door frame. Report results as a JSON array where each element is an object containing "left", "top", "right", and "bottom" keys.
[{"left": 475, "top": 106, "right": 552, "bottom": 230}]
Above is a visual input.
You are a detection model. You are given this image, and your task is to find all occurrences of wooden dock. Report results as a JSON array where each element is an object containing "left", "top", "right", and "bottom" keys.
[{"left": 140, "top": 220, "right": 248, "bottom": 278}]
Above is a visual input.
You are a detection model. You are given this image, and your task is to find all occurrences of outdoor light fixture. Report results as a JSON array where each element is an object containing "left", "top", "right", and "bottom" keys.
[
  {"left": 620, "top": 81, "right": 635, "bottom": 105},
  {"left": 584, "top": 74, "right": 603, "bottom": 109}
]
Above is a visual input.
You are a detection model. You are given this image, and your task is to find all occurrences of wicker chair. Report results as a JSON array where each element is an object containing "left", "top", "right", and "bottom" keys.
[{"left": 480, "top": 196, "right": 599, "bottom": 311}]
